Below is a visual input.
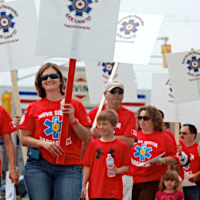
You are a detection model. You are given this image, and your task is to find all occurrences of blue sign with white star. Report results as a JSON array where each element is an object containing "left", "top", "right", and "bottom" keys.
[
  {"left": 44, "top": 116, "right": 62, "bottom": 139},
  {"left": 134, "top": 144, "right": 152, "bottom": 161},
  {"left": 68, "top": 0, "right": 92, "bottom": 17},
  {"left": 0, "top": 11, "right": 15, "bottom": 33}
]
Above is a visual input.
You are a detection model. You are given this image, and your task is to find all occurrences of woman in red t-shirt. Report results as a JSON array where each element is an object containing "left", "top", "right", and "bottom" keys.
[
  {"left": 19, "top": 63, "right": 91, "bottom": 200},
  {"left": 130, "top": 105, "right": 178, "bottom": 200}
]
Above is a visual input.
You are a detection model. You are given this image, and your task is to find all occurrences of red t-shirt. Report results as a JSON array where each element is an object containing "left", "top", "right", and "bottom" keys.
[
  {"left": 0, "top": 106, "right": 17, "bottom": 177},
  {"left": 82, "top": 139, "right": 131, "bottom": 200},
  {"left": 19, "top": 98, "right": 91, "bottom": 165},
  {"left": 155, "top": 190, "right": 184, "bottom": 200},
  {"left": 0, "top": 106, "right": 17, "bottom": 136},
  {"left": 182, "top": 142, "right": 200, "bottom": 183},
  {"left": 88, "top": 105, "right": 137, "bottom": 139},
  {"left": 130, "top": 130, "right": 178, "bottom": 183}
]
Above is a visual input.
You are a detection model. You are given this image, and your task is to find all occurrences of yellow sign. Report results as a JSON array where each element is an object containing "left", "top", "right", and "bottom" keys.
[
  {"left": 1, "top": 92, "right": 12, "bottom": 114},
  {"left": 161, "top": 44, "right": 171, "bottom": 68}
]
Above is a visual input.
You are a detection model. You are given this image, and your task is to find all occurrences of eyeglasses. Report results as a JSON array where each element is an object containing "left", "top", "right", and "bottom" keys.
[
  {"left": 179, "top": 132, "right": 188, "bottom": 135},
  {"left": 109, "top": 90, "right": 124, "bottom": 95},
  {"left": 40, "top": 73, "right": 60, "bottom": 81},
  {"left": 137, "top": 116, "right": 151, "bottom": 121}
]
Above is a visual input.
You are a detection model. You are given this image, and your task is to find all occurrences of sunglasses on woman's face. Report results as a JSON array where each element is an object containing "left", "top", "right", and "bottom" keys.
[
  {"left": 109, "top": 90, "right": 124, "bottom": 95},
  {"left": 40, "top": 73, "right": 60, "bottom": 81},
  {"left": 137, "top": 116, "right": 151, "bottom": 121}
]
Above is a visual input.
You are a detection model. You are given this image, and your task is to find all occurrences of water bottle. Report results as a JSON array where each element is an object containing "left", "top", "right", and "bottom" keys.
[{"left": 106, "top": 153, "right": 115, "bottom": 177}]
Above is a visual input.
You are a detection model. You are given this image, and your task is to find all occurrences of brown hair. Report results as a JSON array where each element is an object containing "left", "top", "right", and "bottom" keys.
[
  {"left": 97, "top": 109, "right": 118, "bottom": 126},
  {"left": 35, "top": 63, "right": 65, "bottom": 98},
  {"left": 137, "top": 105, "right": 163, "bottom": 132},
  {"left": 159, "top": 171, "right": 180, "bottom": 191}
]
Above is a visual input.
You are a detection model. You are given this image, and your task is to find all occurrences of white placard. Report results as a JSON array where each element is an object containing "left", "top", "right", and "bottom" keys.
[
  {"left": 0, "top": 0, "right": 44, "bottom": 72},
  {"left": 151, "top": 73, "right": 176, "bottom": 121},
  {"left": 137, "top": 152, "right": 165, "bottom": 167},
  {"left": 36, "top": 0, "right": 120, "bottom": 62},
  {"left": 151, "top": 73, "right": 200, "bottom": 131},
  {"left": 114, "top": 13, "right": 163, "bottom": 65},
  {"left": 166, "top": 49, "right": 200, "bottom": 103},
  {"left": 85, "top": 61, "right": 137, "bottom": 104},
  {"left": 5, "top": 171, "right": 16, "bottom": 200}
]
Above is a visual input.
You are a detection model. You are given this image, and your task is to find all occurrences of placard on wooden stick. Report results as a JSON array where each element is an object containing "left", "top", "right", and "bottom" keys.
[
  {"left": 0, "top": 0, "right": 44, "bottom": 72},
  {"left": 36, "top": 0, "right": 121, "bottom": 164},
  {"left": 0, "top": 0, "right": 44, "bottom": 164}
]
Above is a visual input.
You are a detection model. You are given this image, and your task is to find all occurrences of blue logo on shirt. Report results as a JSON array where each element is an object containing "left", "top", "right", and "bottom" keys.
[
  {"left": 134, "top": 144, "right": 152, "bottom": 161},
  {"left": 44, "top": 116, "right": 62, "bottom": 139}
]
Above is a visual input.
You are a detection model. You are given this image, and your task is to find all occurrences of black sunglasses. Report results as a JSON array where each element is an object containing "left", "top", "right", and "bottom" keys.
[
  {"left": 109, "top": 90, "right": 124, "bottom": 95},
  {"left": 137, "top": 116, "right": 151, "bottom": 121},
  {"left": 179, "top": 132, "right": 187, "bottom": 135},
  {"left": 40, "top": 73, "right": 60, "bottom": 81}
]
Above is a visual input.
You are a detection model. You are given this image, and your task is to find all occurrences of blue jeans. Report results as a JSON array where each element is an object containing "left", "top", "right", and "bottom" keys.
[
  {"left": 183, "top": 186, "right": 200, "bottom": 200},
  {"left": 24, "top": 158, "right": 82, "bottom": 200}
]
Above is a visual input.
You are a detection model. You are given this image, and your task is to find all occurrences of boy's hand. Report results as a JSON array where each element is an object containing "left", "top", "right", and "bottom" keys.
[
  {"left": 109, "top": 165, "right": 119, "bottom": 174},
  {"left": 81, "top": 186, "right": 86, "bottom": 200},
  {"left": 90, "top": 127, "right": 101, "bottom": 139}
]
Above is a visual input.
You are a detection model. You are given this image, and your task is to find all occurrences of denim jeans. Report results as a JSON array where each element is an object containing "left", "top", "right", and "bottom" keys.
[
  {"left": 183, "top": 186, "right": 200, "bottom": 200},
  {"left": 24, "top": 158, "right": 82, "bottom": 200}
]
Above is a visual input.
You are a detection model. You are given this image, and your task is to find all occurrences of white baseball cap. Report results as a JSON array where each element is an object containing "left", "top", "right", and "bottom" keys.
[{"left": 104, "top": 80, "right": 124, "bottom": 92}]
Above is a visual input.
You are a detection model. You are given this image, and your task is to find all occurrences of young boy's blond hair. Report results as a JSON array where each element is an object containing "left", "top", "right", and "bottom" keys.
[{"left": 97, "top": 109, "right": 118, "bottom": 126}]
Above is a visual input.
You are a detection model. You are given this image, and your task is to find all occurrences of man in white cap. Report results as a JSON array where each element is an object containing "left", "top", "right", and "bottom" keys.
[{"left": 88, "top": 80, "right": 137, "bottom": 200}]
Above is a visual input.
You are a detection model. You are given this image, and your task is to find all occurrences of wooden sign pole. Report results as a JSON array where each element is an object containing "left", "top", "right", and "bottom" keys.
[{"left": 92, "top": 62, "right": 119, "bottom": 129}]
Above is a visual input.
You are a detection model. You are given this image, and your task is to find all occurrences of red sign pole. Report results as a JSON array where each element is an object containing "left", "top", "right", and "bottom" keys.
[{"left": 57, "top": 58, "right": 76, "bottom": 164}]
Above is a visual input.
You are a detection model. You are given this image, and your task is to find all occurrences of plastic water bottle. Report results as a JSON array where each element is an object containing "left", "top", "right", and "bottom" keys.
[{"left": 106, "top": 153, "right": 115, "bottom": 177}]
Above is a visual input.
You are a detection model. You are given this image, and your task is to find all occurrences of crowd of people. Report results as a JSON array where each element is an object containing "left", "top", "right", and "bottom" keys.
[{"left": 1, "top": 62, "right": 200, "bottom": 200}]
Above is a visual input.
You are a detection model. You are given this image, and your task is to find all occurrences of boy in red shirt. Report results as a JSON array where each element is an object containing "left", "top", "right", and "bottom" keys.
[{"left": 81, "top": 109, "right": 131, "bottom": 200}]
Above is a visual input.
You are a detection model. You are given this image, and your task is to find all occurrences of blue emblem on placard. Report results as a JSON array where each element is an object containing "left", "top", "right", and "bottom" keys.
[
  {"left": 102, "top": 62, "right": 115, "bottom": 75},
  {"left": 44, "top": 116, "right": 62, "bottom": 139},
  {"left": 68, "top": 0, "right": 92, "bottom": 17},
  {"left": 0, "top": 12, "right": 15, "bottom": 33},
  {"left": 187, "top": 56, "right": 200, "bottom": 72},
  {"left": 134, "top": 144, "right": 152, "bottom": 161},
  {"left": 120, "top": 20, "right": 139, "bottom": 35}
]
